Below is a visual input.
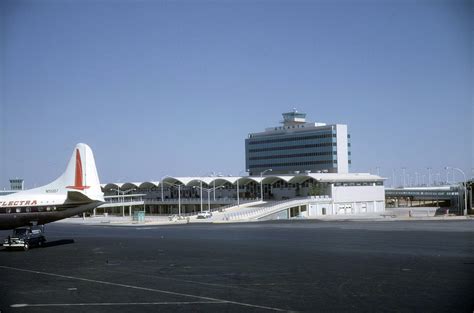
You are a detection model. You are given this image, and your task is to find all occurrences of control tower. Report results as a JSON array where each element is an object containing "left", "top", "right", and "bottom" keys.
[
  {"left": 281, "top": 110, "right": 307, "bottom": 126},
  {"left": 9, "top": 178, "right": 24, "bottom": 191}
]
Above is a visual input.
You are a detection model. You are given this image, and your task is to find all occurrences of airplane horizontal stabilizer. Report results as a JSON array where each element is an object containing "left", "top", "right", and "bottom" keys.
[{"left": 66, "top": 191, "right": 102, "bottom": 203}]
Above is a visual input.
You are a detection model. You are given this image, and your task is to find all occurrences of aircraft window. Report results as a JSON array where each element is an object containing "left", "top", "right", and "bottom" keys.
[
  {"left": 46, "top": 206, "right": 51, "bottom": 211},
  {"left": 15, "top": 208, "right": 21, "bottom": 213},
  {"left": 26, "top": 207, "right": 31, "bottom": 213},
  {"left": 6, "top": 208, "right": 11, "bottom": 213}
]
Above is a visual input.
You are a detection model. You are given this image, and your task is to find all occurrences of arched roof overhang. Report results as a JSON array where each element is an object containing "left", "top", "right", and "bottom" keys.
[
  {"left": 210, "top": 177, "right": 240, "bottom": 187},
  {"left": 236, "top": 176, "right": 261, "bottom": 185},
  {"left": 139, "top": 182, "right": 159, "bottom": 189},
  {"left": 103, "top": 173, "right": 385, "bottom": 191},
  {"left": 103, "top": 183, "right": 124, "bottom": 191},
  {"left": 121, "top": 182, "right": 140, "bottom": 190},
  {"left": 184, "top": 177, "right": 215, "bottom": 187},
  {"left": 288, "top": 175, "right": 318, "bottom": 184},
  {"left": 161, "top": 177, "right": 244, "bottom": 187},
  {"left": 161, "top": 177, "right": 186, "bottom": 186},
  {"left": 261, "top": 176, "right": 293, "bottom": 185}
]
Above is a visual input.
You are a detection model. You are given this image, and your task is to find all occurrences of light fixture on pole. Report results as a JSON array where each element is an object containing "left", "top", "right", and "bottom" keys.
[
  {"left": 237, "top": 179, "right": 240, "bottom": 207},
  {"left": 427, "top": 167, "right": 432, "bottom": 186},
  {"left": 160, "top": 175, "right": 171, "bottom": 201},
  {"left": 401, "top": 167, "right": 406, "bottom": 188},
  {"left": 446, "top": 167, "right": 467, "bottom": 216},
  {"left": 193, "top": 185, "right": 224, "bottom": 212},
  {"left": 260, "top": 169, "right": 272, "bottom": 201},
  {"left": 200, "top": 180, "right": 203, "bottom": 212},
  {"left": 111, "top": 187, "right": 136, "bottom": 217},
  {"left": 163, "top": 181, "right": 182, "bottom": 216}
]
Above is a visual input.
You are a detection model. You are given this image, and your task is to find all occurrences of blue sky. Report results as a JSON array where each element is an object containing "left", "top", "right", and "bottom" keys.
[{"left": 0, "top": 0, "right": 472, "bottom": 188}]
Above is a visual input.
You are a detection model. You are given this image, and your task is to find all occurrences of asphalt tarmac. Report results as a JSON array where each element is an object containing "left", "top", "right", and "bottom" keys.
[{"left": 0, "top": 220, "right": 473, "bottom": 313}]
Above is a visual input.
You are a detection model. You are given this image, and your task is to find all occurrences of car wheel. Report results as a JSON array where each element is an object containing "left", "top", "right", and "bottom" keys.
[{"left": 23, "top": 243, "right": 29, "bottom": 251}]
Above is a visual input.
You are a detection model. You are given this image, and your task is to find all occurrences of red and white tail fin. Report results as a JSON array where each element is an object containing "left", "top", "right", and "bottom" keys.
[
  {"left": 45, "top": 143, "right": 103, "bottom": 201},
  {"left": 66, "top": 147, "right": 90, "bottom": 190}
]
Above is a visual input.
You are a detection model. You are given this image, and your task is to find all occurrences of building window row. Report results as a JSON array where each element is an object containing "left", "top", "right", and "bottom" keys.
[
  {"left": 248, "top": 142, "right": 336, "bottom": 153},
  {"left": 247, "top": 133, "right": 335, "bottom": 145},
  {"left": 248, "top": 151, "right": 336, "bottom": 161},
  {"left": 248, "top": 160, "right": 335, "bottom": 169}
]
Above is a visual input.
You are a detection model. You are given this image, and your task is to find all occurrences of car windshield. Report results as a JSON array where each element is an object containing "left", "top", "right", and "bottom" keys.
[{"left": 13, "top": 229, "right": 28, "bottom": 237}]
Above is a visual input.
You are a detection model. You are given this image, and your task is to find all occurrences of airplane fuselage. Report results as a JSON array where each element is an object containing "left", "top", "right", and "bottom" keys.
[
  {"left": 0, "top": 195, "right": 101, "bottom": 230},
  {"left": 0, "top": 143, "right": 104, "bottom": 230}
]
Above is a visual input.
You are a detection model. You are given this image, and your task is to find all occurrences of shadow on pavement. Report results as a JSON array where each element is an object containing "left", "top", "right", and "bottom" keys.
[{"left": 43, "top": 239, "right": 75, "bottom": 248}]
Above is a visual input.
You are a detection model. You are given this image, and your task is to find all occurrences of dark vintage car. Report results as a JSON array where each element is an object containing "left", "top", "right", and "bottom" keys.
[{"left": 3, "top": 226, "right": 46, "bottom": 251}]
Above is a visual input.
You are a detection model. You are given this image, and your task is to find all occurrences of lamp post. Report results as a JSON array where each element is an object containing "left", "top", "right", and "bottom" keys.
[
  {"left": 193, "top": 185, "right": 224, "bottom": 212},
  {"left": 163, "top": 182, "right": 182, "bottom": 216},
  {"left": 160, "top": 175, "right": 171, "bottom": 201},
  {"left": 236, "top": 170, "right": 248, "bottom": 207},
  {"left": 446, "top": 167, "right": 467, "bottom": 216},
  {"left": 260, "top": 169, "right": 272, "bottom": 201},
  {"left": 427, "top": 167, "right": 432, "bottom": 186},
  {"left": 111, "top": 188, "right": 136, "bottom": 217},
  {"left": 237, "top": 179, "right": 240, "bottom": 207},
  {"left": 200, "top": 180, "right": 203, "bottom": 212},
  {"left": 401, "top": 167, "right": 406, "bottom": 188},
  {"left": 445, "top": 167, "right": 450, "bottom": 185}
]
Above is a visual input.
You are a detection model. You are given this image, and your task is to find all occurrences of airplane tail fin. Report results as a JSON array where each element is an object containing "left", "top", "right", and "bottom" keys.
[{"left": 47, "top": 143, "right": 104, "bottom": 202}]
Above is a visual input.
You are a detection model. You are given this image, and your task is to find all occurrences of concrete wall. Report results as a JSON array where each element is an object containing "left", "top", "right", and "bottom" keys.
[
  {"left": 335, "top": 124, "right": 349, "bottom": 173},
  {"left": 307, "top": 199, "right": 385, "bottom": 216},
  {"left": 331, "top": 185, "right": 385, "bottom": 203},
  {"left": 308, "top": 202, "right": 332, "bottom": 215},
  {"left": 303, "top": 184, "right": 386, "bottom": 216},
  {"left": 259, "top": 210, "right": 289, "bottom": 221}
]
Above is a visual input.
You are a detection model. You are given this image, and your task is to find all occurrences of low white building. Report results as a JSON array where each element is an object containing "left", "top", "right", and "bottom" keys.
[{"left": 100, "top": 172, "right": 385, "bottom": 219}]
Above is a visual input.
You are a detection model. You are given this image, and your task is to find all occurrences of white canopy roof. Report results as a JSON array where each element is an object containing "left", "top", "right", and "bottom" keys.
[{"left": 101, "top": 173, "right": 384, "bottom": 191}]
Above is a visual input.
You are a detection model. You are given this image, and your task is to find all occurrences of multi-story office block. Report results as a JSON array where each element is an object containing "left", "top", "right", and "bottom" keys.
[{"left": 245, "top": 110, "right": 351, "bottom": 176}]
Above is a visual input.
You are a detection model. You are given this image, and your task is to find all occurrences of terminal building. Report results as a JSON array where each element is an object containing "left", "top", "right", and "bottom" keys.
[
  {"left": 245, "top": 110, "right": 350, "bottom": 175},
  {"left": 99, "top": 172, "right": 385, "bottom": 219},
  {"left": 98, "top": 111, "right": 386, "bottom": 220}
]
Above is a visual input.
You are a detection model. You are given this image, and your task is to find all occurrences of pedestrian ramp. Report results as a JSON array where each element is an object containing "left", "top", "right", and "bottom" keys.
[{"left": 222, "top": 196, "right": 332, "bottom": 221}]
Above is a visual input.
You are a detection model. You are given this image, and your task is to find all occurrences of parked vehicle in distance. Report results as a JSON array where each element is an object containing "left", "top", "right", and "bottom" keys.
[
  {"left": 197, "top": 211, "right": 212, "bottom": 219},
  {"left": 3, "top": 226, "right": 46, "bottom": 251}
]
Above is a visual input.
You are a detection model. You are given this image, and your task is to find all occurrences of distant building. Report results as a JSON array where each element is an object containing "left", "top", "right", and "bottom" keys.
[
  {"left": 245, "top": 110, "right": 350, "bottom": 176},
  {"left": 0, "top": 179, "right": 23, "bottom": 197},
  {"left": 9, "top": 178, "right": 24, "bottom": 191}
]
